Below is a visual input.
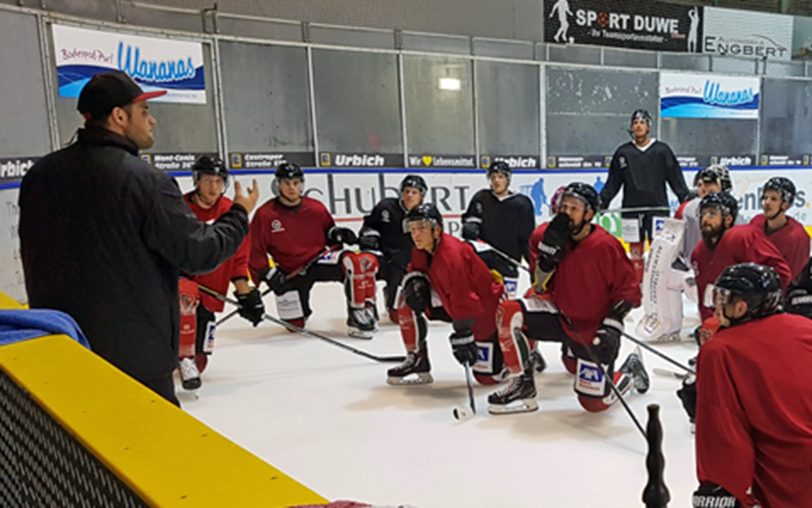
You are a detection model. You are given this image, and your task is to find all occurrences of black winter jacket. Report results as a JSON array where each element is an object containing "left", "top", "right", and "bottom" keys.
[{"left": 19, "top": 127, "right": 248, "bottom": 379}]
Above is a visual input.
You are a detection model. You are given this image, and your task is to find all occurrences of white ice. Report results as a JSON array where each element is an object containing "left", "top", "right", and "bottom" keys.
[{"left": 181, "top": 278, "right": 701, "bottom": 508}]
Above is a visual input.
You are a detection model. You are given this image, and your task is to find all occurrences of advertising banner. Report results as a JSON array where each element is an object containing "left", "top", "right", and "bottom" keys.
[
  {"left": 703, "top": 7, "right": 793, "bottom": 61},
  {"left": 660, "top": 72, "right": 760, "bottom": 120},
  {"left": 52, "top": 24, "right": 206, "bottom": 104},
  {"left": 544, "top": 0, "right": 703, "bottom": 53}
]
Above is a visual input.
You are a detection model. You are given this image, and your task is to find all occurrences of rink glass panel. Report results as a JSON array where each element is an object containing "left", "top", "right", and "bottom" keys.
[
  {"left": 51, "top": 38, "right": 219, "bottom": 154},
  {"left": 0, "top": 11, "right": 52, "bottom": 158},
  {"left": 760, "top": 79, "right": 812, "bottom": 155},
  {"left": 403, "top": 55, "right": 475, "bottom": 156},
  {"left": 476, "top": 61, "right": 540, "bottom": 156},
  {"left": 661, "top": 118, "right": 757, "bottom": 161},
  {"left": 545, "top": 67, "right": 658, "bottom": 156},
  {"left": 219, "top": 42, "right": 313, "bottom": 153},
  {"left": 312, "top": 49, "right": 403, "bottom": 154}
]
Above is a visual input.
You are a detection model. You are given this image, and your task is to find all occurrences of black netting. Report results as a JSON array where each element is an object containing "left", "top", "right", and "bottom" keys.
[{"left": 0, "top": 369, "right": 148, "bottom": 507}]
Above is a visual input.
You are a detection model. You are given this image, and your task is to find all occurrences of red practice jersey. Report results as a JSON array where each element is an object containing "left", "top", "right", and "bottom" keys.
[
  {"left": 696, "top": 313, "right": 812, "bottom": 507},
  {"left": 528, "top": 224, "right": 641, "bottom": 345},
  {"left": 691, "top": 225, "right": 792, "bottom": 321},
  {"left": 409, "top": 233, "right": 504, "bottom": 340},
  {"left": 183, "top": 192, "right": 250, "bottom": 312},
  {"left": 750, "top": 214, "right": 810, "bottom": 280},
  {"left": 249, "top": 197, "right": 335, "bottom": 281}
]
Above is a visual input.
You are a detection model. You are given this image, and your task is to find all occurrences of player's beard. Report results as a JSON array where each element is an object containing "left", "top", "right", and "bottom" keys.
[{"left": 700, "top": 221, "right": 725, "bottom": 246}]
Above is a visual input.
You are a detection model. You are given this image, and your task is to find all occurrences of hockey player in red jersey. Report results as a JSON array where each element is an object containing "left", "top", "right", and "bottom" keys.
[
  {"left": 177, "top": 156, "right": 264, "bottom": 390},
  {"left": 386, "top": 203, "right": 508, "bottom": 386},
  {"left": 691, "top": 263, "right": 812, "bottom": 508},
  {"left": 248, "top": 163, "right": 379, "bottom": 338},
  {"left": 691, "top": 192, "right": 792, "bottom": 323},
  {"left": 488, "top": 183, "right": 649, "bottom": 414},
  {"left": 749, "top": 176, "right": 810, "bottom": 280}
]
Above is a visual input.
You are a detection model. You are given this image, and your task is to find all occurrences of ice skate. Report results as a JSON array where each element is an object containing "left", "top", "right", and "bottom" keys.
[
  {"left": 347, "top": 306, "right": 375, "bottom": 339},
  {"left": 178, "top": 356, "right": 202, "bottom": 390},
  {"left": 386, "top": 350, "right": 433, "bottom": 385},
  {"left": 487, "top": 372, "right": 538, "bottom": 414},
  {"left": 619, "top": 346, "right": 649, "bottom": 394}
]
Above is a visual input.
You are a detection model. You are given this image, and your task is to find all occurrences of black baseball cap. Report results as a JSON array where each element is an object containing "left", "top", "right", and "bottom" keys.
[{"left": 77, "top": 71, "right": 166, "bottom": 121}]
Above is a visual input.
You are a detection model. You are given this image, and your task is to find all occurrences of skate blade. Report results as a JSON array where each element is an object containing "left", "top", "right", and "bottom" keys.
[
  {"left": 650, "top": 332, "right": 689, "bottom": 343},
  {"left": 488, "top": 399, "right": 539, "bottom": 415},
  {"left": 347, "top": 328, "right": 374, "bottom": 339},
  {"left": 386, "top": 373, "right": 434, "bottom": 386}
]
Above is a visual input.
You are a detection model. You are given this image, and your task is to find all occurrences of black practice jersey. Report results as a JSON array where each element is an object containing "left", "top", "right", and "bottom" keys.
[
  {"left": 600, "top": 140, "right": 689, "bottom": 209},
  {"left": 360, "top": 197, "right": 413, "bottom": 269},
  {"left": 462, "top": 190, "right": 535, "bottom": 263}
]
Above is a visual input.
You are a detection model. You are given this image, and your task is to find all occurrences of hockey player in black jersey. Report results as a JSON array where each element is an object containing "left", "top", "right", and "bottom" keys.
[
  {"left": 787, "top": 257, "right": 812, "bottom": 319},
  {"left": 358, "top": 175, "right": 427, "bottom": 322},
  {"left": 461, "top": 161, "right": 535, "bottom": 297},
  {"left": 600, "top": 109, "right": 690, "bottom": 283}
]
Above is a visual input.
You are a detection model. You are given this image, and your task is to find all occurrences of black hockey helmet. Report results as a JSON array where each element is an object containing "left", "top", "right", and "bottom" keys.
[
  {"left": 276, "top": 162, "right": 304, "bottom": 181},
  {"left": 400, "top": 174, "right": 428, "bottom": 196},
  {"left": 699, "top": 192, "right": 738, "bottom": 221},
  {"left": 404, "top": 203, "right": 443, "bottom": 230},
  {"left": 695, "top": 164, "right": 732, "bottom": 192},
  {"left": 192, "top": 155, "right": 229, "bottom": 188},
  {"left": 487, "top": 160, "right": 512, "bottom": 181},
  {"left": 630, "top": 109, "right": 653, "bottom": 126},
  {"left": 562, "top": 182, "right": 601, "bottom": 213},
  {"left": 712, "top": 263, "right": 783, "bottom": 321},
  {"left": 762, "top": 176, "right": 796, "bottom": 205}
]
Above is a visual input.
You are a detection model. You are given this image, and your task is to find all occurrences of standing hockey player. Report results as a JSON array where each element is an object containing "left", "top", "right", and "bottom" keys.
[
  {"left": 488, "top": 183, "right": 649, "bottom": 414},
  {"left": 358, "top": 174, "right": 427, "bottom": 323},
  {"left": 692, "top": 263, "right": 812, "bottom": 507},
  {"left": 248, "top": 163, "right": 379, "bottom": 338},
  {"left": 750, "top": 177, "right": 810, "bottom": 279},
  {"left": 462, "top": 161, "right": 535, "bottom": 297},
  {"left": 636, "top": 164, "right": 733, "bottom": 342},
  {"left": 386, "top": 203, "right": 507, "bottom": 386},
  {"left": 600, "top": 109, "right": 690, "bottom": 283},
  {"left": 176, "top": 156, "right": 264, "bottom": 390},
  {"left": 787, "top": 257, "right": 812, "bottom": 318},
  {"left": 691, "top": 192, "right": 792, "bottom": 322}
]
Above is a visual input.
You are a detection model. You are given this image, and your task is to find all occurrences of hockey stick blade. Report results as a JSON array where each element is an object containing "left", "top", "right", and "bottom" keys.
[
  {"left": 199, "top": 284, "right": 405, "bottom": 363},
  {"left": 653, "top": 368, "right": 689, "bottom": 381}
]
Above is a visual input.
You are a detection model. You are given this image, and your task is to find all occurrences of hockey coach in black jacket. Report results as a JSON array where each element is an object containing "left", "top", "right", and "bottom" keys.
[{"left": 19, "top": 71, "right": 259, "bottom": 405}]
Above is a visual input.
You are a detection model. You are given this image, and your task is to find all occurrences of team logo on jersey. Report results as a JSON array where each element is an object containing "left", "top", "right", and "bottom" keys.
[
  {"left": 381, "top": 209, "right": 391, "bottom": 223},
  {"left": 271, "top": 219, "right": 285, "bottom": 233},
  {"left": 475, "top": 202, "right": 483, "bottom": 214},
  {"left": 618, "top": 155, "right": 628, "bottom": 169}
]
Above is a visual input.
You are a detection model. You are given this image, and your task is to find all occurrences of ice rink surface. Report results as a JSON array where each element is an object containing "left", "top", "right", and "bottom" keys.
[{"left": 181, "top": 280, "right": 702, "bottom": 508}]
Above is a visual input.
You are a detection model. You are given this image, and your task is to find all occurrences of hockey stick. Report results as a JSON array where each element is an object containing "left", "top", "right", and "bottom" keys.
[
  {"left": 472, "top": 240, "right": 531, "bottom": 274},
  {"left": 198, "top": 284, "right": 406, "bottom": 364},
  {"left": 653, "top": 368, "right": 689, "bottom": 381},
  {"left": 216, "top": 246, "right": 337, "bottom": 326},
  {"left": 621, "top": 331, "right": 695, "bottom": 375},
  {"left": 452, "top": 363, "right": 478, "bottom": 421}
]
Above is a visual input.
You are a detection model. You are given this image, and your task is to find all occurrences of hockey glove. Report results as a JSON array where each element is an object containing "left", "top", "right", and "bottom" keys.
[
  {"left": 461, "top": 220, "right": 480, "bottom": 241},
  {"left": 676, "top": 376, "right": 697, "bottom": 422},
  {"left": 263, "top": 267, "right": 288, "bottom": 295},
  {"left": 402, "top": 271, "right": 430, "bottom": 312},
  {"left": 327, "top": 226, "right": 358, "bottom": 246},
  {"left": 786, "top": 287, "right": 812, "bottom": 318},
  {"left": 235, "top": 288, "right": 265, "bottom": 327},
  {"left": 692, "top": 483, "right": 740, "bottom": 508},
  {"left": 449, "top": 330, "right": 477, "bottom": 366},
  {"left": 532, "top": 213, "right": 572, "bottom": 292},
  {"left": 592, "top": 301, "right": 632, "bottom": 364},
  {"left": 358, "top": 232, "right": 380, "bottom": 252}
]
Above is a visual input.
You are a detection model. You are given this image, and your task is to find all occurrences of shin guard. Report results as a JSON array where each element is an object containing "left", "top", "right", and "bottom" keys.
[
  {"left": 342, "top": 252, "right": 379, "bottom": 309},
  {"left": 397, "top": 304, "right": 427, "bottom": 353},
  {"left": 496, "top": 300, "right": 531, "bottom": 377},
  {"left": 178, "top": 278, "right": 199, "bottom": 359},
  {"left": 629, "top": 242, "right": 645, "bottom": 285}
]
